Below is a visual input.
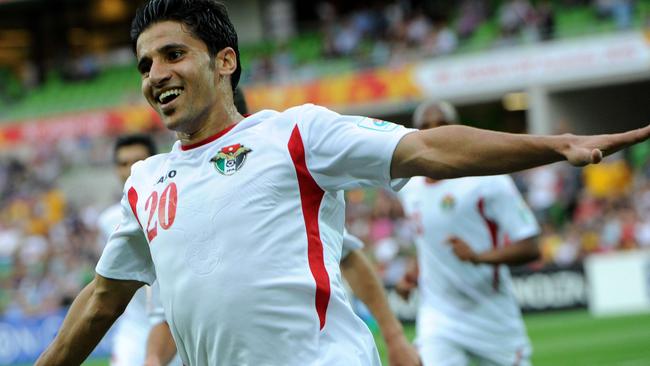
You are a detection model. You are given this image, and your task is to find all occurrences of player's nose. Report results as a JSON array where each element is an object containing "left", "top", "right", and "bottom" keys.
[{"left": 149, "top": 60, "right": 172, "bottom": 87}]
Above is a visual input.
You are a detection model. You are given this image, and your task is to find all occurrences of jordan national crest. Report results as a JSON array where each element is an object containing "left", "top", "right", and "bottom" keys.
[{"left": 210, "top": 143, "right": 252, "bottom": 175}]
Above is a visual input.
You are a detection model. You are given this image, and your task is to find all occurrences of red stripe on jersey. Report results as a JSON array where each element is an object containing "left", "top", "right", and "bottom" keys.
[
  {"left": 477, "top": 198, "right": 500, "bottom": 291},
  {"left": 288, "top": 125, "right": 331, "bottom": 330},
  {"left": 127, "top": 187, "right": 142, "bottom": 228}
]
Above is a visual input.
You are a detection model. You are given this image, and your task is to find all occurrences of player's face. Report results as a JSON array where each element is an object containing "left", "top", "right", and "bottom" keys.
[
  {"left": 417, "top": 107, "right": 449, "bottom": 130},
  {"left": 115, "top": 144, "right": 151, "bottom": 184},
  {"left": 136, "top": 21, "right": 220, "bottom": 133}
]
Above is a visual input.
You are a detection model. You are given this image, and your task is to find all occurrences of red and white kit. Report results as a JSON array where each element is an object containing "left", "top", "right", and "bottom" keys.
[
  {"left": 399, "top": 175, "right": 540, "bottom": 366},
  {"left": 97, "top": 104, "right": 413, "bottom": 365}
]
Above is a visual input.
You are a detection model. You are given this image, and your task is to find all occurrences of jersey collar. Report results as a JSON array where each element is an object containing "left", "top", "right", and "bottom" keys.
[{"left": 180, "top": 114, "right": 252, "bottom": 151}]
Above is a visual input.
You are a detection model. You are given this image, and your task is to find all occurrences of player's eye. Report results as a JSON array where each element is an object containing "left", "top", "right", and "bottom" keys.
[
  {"left": 168, "top": 50, "right": 183, "bottom": 61},
  {"left": 137, "top": 60, "right": 151, "bottom": 77}
]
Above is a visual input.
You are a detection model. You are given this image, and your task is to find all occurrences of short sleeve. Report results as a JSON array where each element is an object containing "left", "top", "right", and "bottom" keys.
[
  {"left": 147, "top": 281, "right": 166, "bottom": 325},
  {"left": 484, "top": 175, "right": 541, "bottom": 242},
  {"left": 295, "top": 105, "right": 415, "bottom": 192},
  {"left": 96, "top": 180, "right": 156, "bottom": 285},
  {"left": 341, "top": 229, "right": 364, "bottom": 259}
]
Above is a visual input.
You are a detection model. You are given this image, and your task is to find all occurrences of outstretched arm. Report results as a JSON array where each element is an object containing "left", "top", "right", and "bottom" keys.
[
  {"left": 391, "top": 125, "right": 650, "bottom": 179},
  {"left": 341, "top": 250, "right": 421, "bottom": 366},
  {"left": 449, "top": 236, "right": 540, "bottom": 266},
  {"left": 35, "top": 274, "right": 143, "bottom": 366}
]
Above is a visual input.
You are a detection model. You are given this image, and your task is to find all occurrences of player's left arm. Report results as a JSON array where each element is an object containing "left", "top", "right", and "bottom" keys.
[
  {"left": 341, "top": 249, "right": 421, "bottom": 366},
  {"left": 391, "top": 124, "right": 650, "bottom": 179},
  {"left": 144, "top": 321, "right": 178, "bottom": 366},
  {"left": 448, "top": 236, "right": 539, "bottom": 265}
]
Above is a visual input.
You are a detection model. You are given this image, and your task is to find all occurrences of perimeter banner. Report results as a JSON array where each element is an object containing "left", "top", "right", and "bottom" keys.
[{"left": 0, "top": 308, "right": 113, "bottom": 365}]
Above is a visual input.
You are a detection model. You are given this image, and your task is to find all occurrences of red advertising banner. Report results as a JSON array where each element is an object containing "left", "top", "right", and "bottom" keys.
[
  {"left": 0, "top": 65, "right": 422, "bottom": 148},
  {"left": 0, "top": 106, "right": 163, "bottom": 148},
  {"left": 246, "top": 65, "right": 422, "bottom": 112}
]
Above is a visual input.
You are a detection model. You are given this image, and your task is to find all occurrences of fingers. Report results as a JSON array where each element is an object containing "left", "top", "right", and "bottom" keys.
[{"left": 591, "top": 149, "right": 602, "bottom": 164}]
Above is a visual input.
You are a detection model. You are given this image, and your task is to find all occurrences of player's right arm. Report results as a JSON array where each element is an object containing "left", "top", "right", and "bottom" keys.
[
  {"left": 449, "top": 236, "right": 539, "bottom": 265},
  {"left": 449, "top": 175, "right": 541, "bottom": 266},
  {"left": 35, "top": 274, "right": 143, "bottom": 365}
]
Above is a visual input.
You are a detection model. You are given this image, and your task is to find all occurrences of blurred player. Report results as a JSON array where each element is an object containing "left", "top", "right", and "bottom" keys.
[
  {"left": 142, "top": 89, "right": 420, "bottom": 366},
  {"left": 397, "top": 100, "right": 541, "bottom": 366},
  {"left": 97, "top": 134, "right": 157, "bottom": 366},
  {"left": 35, "top": 0, "right": 650, "bottom": 365}
]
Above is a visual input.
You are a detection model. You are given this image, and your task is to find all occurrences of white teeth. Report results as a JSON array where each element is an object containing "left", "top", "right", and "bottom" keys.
[{"left": 158, "top": 89, "right": 183, "bottom": 103}]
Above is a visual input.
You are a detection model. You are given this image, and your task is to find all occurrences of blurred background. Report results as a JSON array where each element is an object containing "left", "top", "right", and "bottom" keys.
[{"left": 1, "top": 0, "right": 650, "bottom": 365}]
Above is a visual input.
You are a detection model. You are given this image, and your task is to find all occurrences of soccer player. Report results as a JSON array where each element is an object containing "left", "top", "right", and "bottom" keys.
[
  {"left": 397, "top": 100, "right": 541, "bottom": 366},
  {"left": 35, "top": 1, "right": 650, "bottom": 365},
  {"left": 97, "top": 134, "right": 157, "bottom": 366},
  {"left": 141, "top": 88, "right": 419, "bottom": 366}
]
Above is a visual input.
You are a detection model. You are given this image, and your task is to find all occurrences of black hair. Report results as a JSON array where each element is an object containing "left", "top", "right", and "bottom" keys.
[
  {"left": 114, "top": 134, "right": 157, "bottom": 163},
  {"left": 234, "top": 86, "right": 248, "bottom": 115},
  {"left": 130, "top": 0, "right": 241, "bottom": 92}
]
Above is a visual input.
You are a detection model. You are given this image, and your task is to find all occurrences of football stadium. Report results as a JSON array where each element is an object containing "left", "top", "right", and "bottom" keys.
[{"left": 1, "top": 0, "right": 650, "bottom": 365}]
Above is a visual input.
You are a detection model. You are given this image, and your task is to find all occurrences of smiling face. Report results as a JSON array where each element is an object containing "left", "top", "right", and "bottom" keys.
[{"left": 136, "top": 21, "right": 231, "bottom": 134}]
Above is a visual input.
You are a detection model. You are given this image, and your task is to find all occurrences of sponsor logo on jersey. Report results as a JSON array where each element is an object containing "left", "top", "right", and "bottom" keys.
[
  {"left": 441, "top": 194, "right": 455, "bottom": 210},
  {"left": 357, "top": 117, "right": 399, "bottom": 132},
  {"left": 210, "top": 143, "right": 252, "bottom": 175}
]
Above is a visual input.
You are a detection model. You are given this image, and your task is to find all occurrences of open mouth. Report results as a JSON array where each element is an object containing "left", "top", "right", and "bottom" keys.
[{"left": 158, "top": 88, "right": 184, "bottom": 106}]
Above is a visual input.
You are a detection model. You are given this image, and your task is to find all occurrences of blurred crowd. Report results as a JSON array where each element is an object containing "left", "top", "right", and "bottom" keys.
[
  {"left": 0, "top": 0, "right": 647, "bottom": 319},
  {"left": 246, "top": 0, "right": 640, "bottom": 84},
  {"left": 2, "top": 133, "right": 649, "bottom": 317}
]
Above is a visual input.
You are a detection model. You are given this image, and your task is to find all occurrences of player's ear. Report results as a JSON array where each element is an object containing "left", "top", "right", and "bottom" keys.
[{"left": 215, "top": 47, "right": 237, "bottom": 77}]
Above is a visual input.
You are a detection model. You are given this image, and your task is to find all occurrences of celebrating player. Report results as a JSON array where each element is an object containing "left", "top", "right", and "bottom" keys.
[
  {"left": 141, "top": 89, "right": 419, "bottom": 366},
  {"left": 397, "top": 100, "right": 541, "bottom": 366},
  {"left": 35, "top": 0, "right": 650, "bottom": 365}
]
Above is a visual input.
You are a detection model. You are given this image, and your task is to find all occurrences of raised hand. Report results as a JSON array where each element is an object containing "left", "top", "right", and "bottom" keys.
[
  {"left": 561, "top": 125, "right": 650, "bottom": 166},
  {"left": 447, "top": 236, "right": 478, "bottom": 264}
]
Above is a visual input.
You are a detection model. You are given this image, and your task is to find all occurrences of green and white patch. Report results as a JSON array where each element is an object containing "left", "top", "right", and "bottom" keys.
[{"left": 210, "top": 143, "right": 252, "bottom": 175}]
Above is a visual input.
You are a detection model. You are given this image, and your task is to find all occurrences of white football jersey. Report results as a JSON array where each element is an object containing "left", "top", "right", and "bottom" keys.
[
  {"left": 97, "top": 204, "right": 153, "bottom": 366},
  {"left": 97, "top": 104, "right": 413, "bottom": 366},
  {"left": 398, "top": 175, "right": 540, "bottom": 358}
]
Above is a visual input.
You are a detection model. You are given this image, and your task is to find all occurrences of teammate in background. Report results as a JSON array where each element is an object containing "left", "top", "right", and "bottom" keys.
[
  {"left": 35, "top": 0, "right": 650, "bottom": 365},
  {"left": 397, "top": 100, "right": 541, "bottom": 366},
  {"left": 143, "top": 89, "right": 420, "bottom": 366},
  {"left": 97, "top": 134, "right": 157, "bottom": 366}
]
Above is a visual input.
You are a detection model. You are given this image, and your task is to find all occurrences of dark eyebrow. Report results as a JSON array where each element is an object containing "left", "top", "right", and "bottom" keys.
[{"left": 159, "top": 43, "right": 187, "bottom": 54}]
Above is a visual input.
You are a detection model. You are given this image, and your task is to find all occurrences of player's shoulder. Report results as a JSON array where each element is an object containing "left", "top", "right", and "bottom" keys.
[
  {"left": 128, "top": 153, "right": 170, "bottom": 184},
  {"left": 475, "top": 175, "right": 520, "bottom": 197},
  {"left": 281, "top": 103, "right": 339, "bottom": 123},
  {"left": 244, "top": 104, "right": 334, "bottom": 134},
  {"left": 98, "top": 203, "right": 121, "bottom": 225}
]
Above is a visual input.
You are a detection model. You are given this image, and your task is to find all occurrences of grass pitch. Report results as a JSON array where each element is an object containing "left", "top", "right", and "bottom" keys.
[
  {"left": 46, "top": 309, "right": 650, "bottom": 366},
  {"left": 374, "top": 310, "right": 650, "bottom": 366}
]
